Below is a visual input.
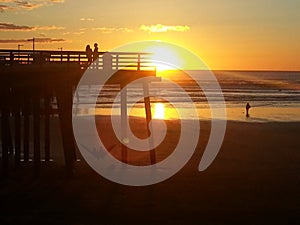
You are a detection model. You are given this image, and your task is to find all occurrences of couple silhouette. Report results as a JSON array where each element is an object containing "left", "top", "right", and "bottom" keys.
[{"left": 86, "top": 43, "right": 99, "bottom": 64}]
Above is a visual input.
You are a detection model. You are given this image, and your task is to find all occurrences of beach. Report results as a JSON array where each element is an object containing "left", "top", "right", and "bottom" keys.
[
  {"left": 1, "top": 70, "right": 300, "bottom": 224},
  {"left": 1, "top": 116, "right": 299, "bottom": 225}
]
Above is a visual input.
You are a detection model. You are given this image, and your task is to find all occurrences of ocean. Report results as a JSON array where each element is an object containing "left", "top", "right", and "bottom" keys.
[{"left": 73, "top": 70, "right": 300, "bottom": 122}]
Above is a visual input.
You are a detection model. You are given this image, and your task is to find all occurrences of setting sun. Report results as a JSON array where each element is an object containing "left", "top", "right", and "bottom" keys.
[
  {"left": 114, "top": 41, "right": 212, "bottom": 71},
  {"left": 145, "top": 44, "right": 183, "bottom": 71}
]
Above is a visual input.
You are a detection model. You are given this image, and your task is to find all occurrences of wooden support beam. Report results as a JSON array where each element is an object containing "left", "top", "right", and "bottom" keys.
[
  {"left": 33, "top": 93, "right": 41, "bottom": 176},
  {"left": 14, "top": 90, "right": 21, "bottom": 167},
  {"left": 56, "top": 84, "right": 76, "bottom": 175},
  {"left": 44, "top": 95, "right": 50, "bottom": 161},
  {"left": 143, "top": 82, "right": 156, "bottom": 164},
  {"left": 120, "top": 85, "right": 128, "bottom": 164},
  {"left": 1, "top": 87, "right": 12, "bottom": 174},
  {"left": 1, "top": 108, "right": 10, "bottom": 173},
  {"left": 23, "top": 92, "right": 30, "bottom": 162}
]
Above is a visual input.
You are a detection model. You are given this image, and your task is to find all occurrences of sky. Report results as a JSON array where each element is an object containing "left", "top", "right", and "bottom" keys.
[{"left": 0, "top": 0, "right": 299, "bottom": 70}]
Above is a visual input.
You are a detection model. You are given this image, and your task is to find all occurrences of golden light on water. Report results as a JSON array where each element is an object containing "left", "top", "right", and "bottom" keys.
[
  {"left": 152, "top": 103, "right": 181, "bottom": 120},
  {"left": 153, "top": 103, "right": 165, "bottom": 119}
]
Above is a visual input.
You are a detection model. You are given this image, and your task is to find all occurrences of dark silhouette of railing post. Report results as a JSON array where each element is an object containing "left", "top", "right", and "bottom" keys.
[
  {"left": 13, "top": 88, "right": 21, "bottom": 167},
  {"left": 137, "top": 53, "right": 141, "bottom": 71},
  {"left": 10, "top": 52, "right": 14, "bottom": 65},
  {"left": 44, "top": 89, "right": 51, "bottom": 162},
  {"left": 33, "top": 92, "right": 41, "bottom": 176},
  {"left": 22, "top": 91, "right": 30, "bottom": 162},
  {"left": 115, "top": 54, "right": 119, "bottom": 70},
  {"left": 1, "top": 86, "right": 12, "bottom": 174},
  {"left": 56, "top": 83, "right": 77, "bottom": 175}
]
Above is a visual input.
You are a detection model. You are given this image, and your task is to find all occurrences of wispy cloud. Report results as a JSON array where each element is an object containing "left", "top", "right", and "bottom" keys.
[
  {"left": 62, "top": 30, "right": 85, "bottom": 36},
  {"left": 0, "top": 37, "right": 65, "bottom": 43},
  {"left": 14, "top": 0, "right": 42, "bottom": 10},
  {"left": 0, "top": 22, "right": 65, "bottom": 31},
  {"left": 92, "top": 27, "right": 133, "bottom": 34},
  {"left": 140, "top": 24, "right": 190, "bottom": 33},
  {"left": 80, "top": 18, "right": 94, "bottom": 22},
  {"left": 38, "top": 32, "right": 47, "bottom": 37},
  {"left": 0, "top": 22, "right": 31, "bottom": 31},
  {"left": 0, "top": 3, "right": 12, "bottom": 12},
  {"left": 34, "top": 25, "right": 65, "bottom": 31},
  {"left": 73, "top": 31, "right": 84, "bottom": 35},
  {"left": 50, "top": 0, "right": 64, "bottom": 2},
  {"left": 0, "top": 0, "right": 64, "bottom": 12}
]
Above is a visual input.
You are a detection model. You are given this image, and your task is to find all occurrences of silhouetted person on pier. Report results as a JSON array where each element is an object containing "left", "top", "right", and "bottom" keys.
[
  {"left": 93, "top": 43, "right": 99, "bottom": 61},
  {"left": 85, "top": 45, "right": 92, "bottom": 64},
  {"left": 246, "top": 102, "right": 251, "bottom": 117}
]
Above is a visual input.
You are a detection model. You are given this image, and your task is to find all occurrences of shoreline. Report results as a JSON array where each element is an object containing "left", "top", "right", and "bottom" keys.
[{"left": 78, "top": 104, "right": 300, "bottom": 123}]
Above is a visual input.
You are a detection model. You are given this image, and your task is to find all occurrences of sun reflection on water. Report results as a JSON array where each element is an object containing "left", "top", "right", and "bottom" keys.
[
  {"left": 153, "top": 103, "right": 165, "bottom": 119},
  {"left": 126, "top": 102, "right": 180, "bottom": 120}
]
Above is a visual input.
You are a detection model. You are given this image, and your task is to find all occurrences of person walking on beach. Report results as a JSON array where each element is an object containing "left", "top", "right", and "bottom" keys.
[
  {"left": 85, "top": 44, "right": 92, "bottom": 64},
  {"left": 246, "top": 102, "right": 251, "bottom": 117},
  {"left": 93, "top": 43, "right": 99, "bottom": 61}
]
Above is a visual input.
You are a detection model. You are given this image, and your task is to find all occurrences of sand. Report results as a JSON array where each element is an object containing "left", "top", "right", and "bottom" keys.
[{"left": 0, "top": 117, "right": 300, "bottom": 225}]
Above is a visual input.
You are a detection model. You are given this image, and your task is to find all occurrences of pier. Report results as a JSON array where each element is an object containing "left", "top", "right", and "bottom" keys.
[{"left": 0, "top": 49, "right": 158, "bottom": 176}]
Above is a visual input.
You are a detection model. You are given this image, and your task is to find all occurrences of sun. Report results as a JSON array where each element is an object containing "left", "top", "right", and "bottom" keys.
[
  {"left": 144, "top": 42, "right": 184, "bottom": 72},
  {"left": 114, "top": 40, "right": 210, "bottom": 72}
]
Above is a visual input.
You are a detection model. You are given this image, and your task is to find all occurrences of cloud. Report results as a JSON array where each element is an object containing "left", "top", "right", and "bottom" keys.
[
  {"left": 31, "top": 38, "right": 65, "bottom": 42},
  {"left": 140, "top": 24, "right": 190, "bottom": 33},
  {"left": 0, "top": 4, "right": 12, "bottom": 12},
  {"left": 73, "top": 31, "right": 84, "bottom": 35},
  {"left": 0, "top": 37, "right": 65, "bottom": 43},
  {"left": 92, "top": 27, "right": 133, "bottom": 34},
  {"left": 80, "top": 18, "right": 94, "bottom": 22},
  {"left": 38, "top": 32, "right": 47, "bottom": 37},
  {"left": 62, "top": 30, "right": 85, "bottom": 36},
  {"left": 0, "top": 22, "right": 65, "bottom": 31},
  {"left": 0, "top": 22, "right": 32, "bottom": 30},
  {"left": 34, "top": 25, "right": 65, "bottom": 31},
  {"left": 14, "top": 1, "right": 42, "bottom": 10},
  {"left": 0, "top": 0, "right": 64, "bottom": 12}
]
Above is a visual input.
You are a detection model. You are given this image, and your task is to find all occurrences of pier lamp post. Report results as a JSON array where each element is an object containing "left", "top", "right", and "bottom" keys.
[
  {"left": 27, "top": 38, "right": 36, "bottom": 62},
  {"left": 58, "top": 47, "right": 63, "bottom": 61},
  {"left": 27, "top": 38, "right": 35, "bottom": 52}
]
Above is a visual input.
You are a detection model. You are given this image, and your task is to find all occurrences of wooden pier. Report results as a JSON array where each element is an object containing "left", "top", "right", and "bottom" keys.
[{"left": 0, "top": 49, "right": 158, "bottom": 176}]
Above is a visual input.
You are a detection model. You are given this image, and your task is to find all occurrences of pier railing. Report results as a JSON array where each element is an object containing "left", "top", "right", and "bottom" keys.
[{"left": 0, "top": 49, "right": 156, "bottom": 71}]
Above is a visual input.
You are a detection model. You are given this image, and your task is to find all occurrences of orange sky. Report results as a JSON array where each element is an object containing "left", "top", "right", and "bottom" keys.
[{"left": 0, "top": 0, "right": 299, "bottom": 70}]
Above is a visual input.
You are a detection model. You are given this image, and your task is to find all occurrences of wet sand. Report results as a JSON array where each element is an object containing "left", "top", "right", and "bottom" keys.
[{"left": 0, "top": 117, "right": 300, "bottom": 224}]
